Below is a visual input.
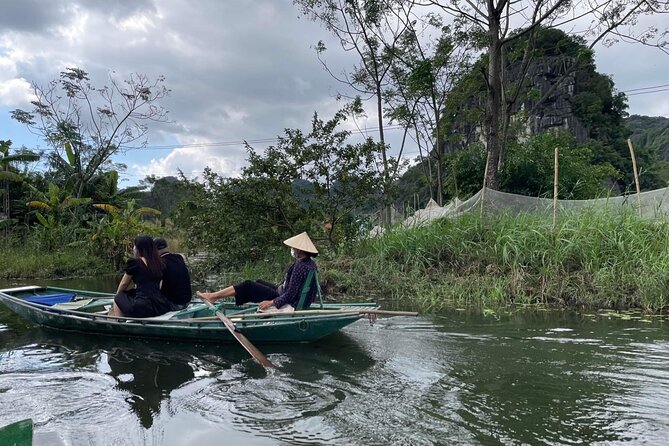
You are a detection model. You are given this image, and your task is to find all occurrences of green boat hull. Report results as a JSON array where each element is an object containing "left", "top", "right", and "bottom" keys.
[
  {"left": 0, "top": 286, "right": 372, "bottom": 343},
  {"left": 0, "top": 419, "right": 33, "bottom": 446}
]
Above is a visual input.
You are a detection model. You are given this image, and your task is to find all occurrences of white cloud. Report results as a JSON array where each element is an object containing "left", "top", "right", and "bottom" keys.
[
  {"left": 0, "top": 78, "right": 34, "bottom": 105},
  {"left": 0, "top": 48, "right": 35, "bottom": 106},
  {"left": 2, "top": 0, "right": 668, "bottom": 188},
  {"left": 132, "top": 145, "right": 246, "bottom": 180},
  {"left": 117, "top": 13, "right": 157, "bottom": 33}
]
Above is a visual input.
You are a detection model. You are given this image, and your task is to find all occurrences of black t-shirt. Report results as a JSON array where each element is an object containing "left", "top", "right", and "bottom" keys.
[
  {"left": 160, "top": 253, "right": 192, "bottom": 305},
  {"left": 125, "top": 258, "right": 163, "bottom": 299}
]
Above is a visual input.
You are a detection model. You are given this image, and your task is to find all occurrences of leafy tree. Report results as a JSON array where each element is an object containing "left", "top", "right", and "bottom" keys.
[
  {"left": 420, "top": 0, "right": 669, "bottom": 189},
  {"left": 177, "top": 110, "right": 383, "bottom": 267},
  {"left": 501, "top": 132, "right": 618, "bottom": 199},
  {"left": 275, "top": 111, "right": 382, "bottom": 246},
  {"left": 443, "top": 143, "right": 488, "bottom": 199},
  {"left": 294, "top": 0, "right": 413, "bottom": 225},
  {"left": 11, "top": 67, "right": 170, "bottom": 197},
  {"left": 88, "top": 170, "right": 146, "bottom": 208},
  {"left": 25, "top": 182, "right": 92, "bottom": 250},
  {"left": 139, "top": 175, "right": 190, "bottom": 222},
  {"left": 396, "top": 132, "right": 622, "bottom": 201},
  {"left": 385, "top": 12, "right": 473, "bottom": 205}
]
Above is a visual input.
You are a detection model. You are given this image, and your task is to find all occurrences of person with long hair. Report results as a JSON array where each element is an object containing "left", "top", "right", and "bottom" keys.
[
  {"left": 196, "top": 232, "right": 319, "bottom": 312},
  {"left": 109, "top": 235, "right": 173, "bottom": 318}
]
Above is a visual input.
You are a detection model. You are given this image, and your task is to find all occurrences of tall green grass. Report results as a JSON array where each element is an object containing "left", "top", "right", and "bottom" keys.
[
  {"left": 0, "top": 242, "right": 107, "bottom": 279},
  {"left": 320, "top": 209, "right": 669, "bottom": 313}
]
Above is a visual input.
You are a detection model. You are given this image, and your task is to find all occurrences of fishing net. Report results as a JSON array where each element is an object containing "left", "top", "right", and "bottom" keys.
[{"left": 398, "top": 187, "right": 669, "bottom": 228}]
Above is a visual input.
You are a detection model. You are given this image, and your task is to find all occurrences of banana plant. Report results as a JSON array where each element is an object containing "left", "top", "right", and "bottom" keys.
[
  {"left": 91, "top": 199, "right": 161, "bottom": 269},
  {"left": 1, "top": 139, "right": 40, "bottom": 231},
  {"left": 27, "top": 183, "right": 92, "bottom": 229},
  {"left": 89, "top": 170, "right": 146, "bottom": 207}
]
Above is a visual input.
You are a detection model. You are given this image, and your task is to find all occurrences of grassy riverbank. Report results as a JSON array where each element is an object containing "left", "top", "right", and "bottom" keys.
[
  {"left": 319, "top": 209, "right": 669, "bottom": 313},
  {"left": 0, "top": 239, "right": 107, "bottom": 279},
  {"left": 4, "top": 209, "right": 669, "bottom": 313},
  {"left": 202, "top": 209, "right": 669, "bottom": 313}
]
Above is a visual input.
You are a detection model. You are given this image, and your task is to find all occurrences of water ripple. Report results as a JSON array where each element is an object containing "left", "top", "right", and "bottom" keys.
[{"left": 1, "top": 311, "right": 669, "bottom": 445}]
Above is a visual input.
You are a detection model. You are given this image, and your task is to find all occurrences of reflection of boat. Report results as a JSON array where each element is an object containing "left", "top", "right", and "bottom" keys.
[
  {"left": 0, "top": 418, "right": 33, "bottom": 446},
  {"left": 0, "top": 286, "right": 377, "bottom": 343},
  {"left": 106, "top": 348, "right": 196, "bottom": 429}
]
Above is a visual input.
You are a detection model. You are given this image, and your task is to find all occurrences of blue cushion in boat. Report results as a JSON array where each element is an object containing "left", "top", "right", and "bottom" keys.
[{"left": 23, "top": 293, "right": 76, "bottom": 306}]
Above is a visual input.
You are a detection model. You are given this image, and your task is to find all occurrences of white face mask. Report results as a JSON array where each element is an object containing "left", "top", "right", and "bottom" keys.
[
  {"left": 290, "top": 248, "right": 297, "bottom": 258},
  {"left": 133, "top": 246, "right": 138, "bottom": 257}
]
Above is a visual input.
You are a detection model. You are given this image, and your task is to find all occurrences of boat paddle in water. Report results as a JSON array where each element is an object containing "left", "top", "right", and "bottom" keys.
[{"left": 202, "top": 299, "right": 275, "bottom": 368}]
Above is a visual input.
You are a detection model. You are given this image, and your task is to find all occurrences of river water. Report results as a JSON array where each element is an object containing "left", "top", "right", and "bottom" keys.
[{"left": 1, "top": 277, "right": 669, "bottom": 445}]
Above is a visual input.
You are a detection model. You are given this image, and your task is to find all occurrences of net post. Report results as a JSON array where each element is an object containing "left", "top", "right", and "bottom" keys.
[
  {"left": 627, "top": 138, "right": 642, "bottom": 217},
  {"left": 553, "top": 147, "right": 559, "bottom": 233}
]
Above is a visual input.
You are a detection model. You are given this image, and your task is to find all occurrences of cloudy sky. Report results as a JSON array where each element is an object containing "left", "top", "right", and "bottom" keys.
[{"left": 1, "top": 0, "right": 668, "bottom": 187}]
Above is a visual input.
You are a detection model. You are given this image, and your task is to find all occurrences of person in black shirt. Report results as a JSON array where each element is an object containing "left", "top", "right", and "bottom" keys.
[
  {"left": 154, "top": 238, "right": 193, "bottom": 310},
  {"left": 110, "top": 235, "right": 172, "bottom": 318}
]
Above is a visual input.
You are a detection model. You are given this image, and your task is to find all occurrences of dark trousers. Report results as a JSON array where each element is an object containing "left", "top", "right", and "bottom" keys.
[{"left": 233, "top": 280, "right": 279, "bottom": 305}]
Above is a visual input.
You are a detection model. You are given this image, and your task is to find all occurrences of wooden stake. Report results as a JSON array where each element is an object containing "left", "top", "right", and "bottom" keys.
[
  {"left": 553, "top": 147, "right": 559, "bottom": 232},
  {"left": 627, "top": 138, "right": 642, "bottom": 216},
  {"left": 480, "top": 149, "right": 491, "bottom": 216}
]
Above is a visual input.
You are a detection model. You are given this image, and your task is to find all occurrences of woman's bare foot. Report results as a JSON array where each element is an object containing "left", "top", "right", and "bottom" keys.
[{"left": 196, "top": 291, "right": 217, "bottom": 303}]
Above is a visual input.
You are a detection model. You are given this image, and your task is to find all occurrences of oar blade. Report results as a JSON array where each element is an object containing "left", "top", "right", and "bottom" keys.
[
  {"left": 229, "top": 329, "right": 275, "bottom": 368},
  {"left": 203, "top": 300, "right": 274, "bottom": 368}
]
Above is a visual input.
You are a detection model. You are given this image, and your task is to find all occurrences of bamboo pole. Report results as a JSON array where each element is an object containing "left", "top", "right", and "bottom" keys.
[
  {"left": 627, "top": 138, "right": 642, "bottom": 216},
  {"left": 480, "top": 149, "right": 491, "bottom": 216},
  {"left": 181, "top": 308, "right": 419, "bottom": 321},
  {"left": 553, "top": 147, "right": 559, "bottom": 232}
]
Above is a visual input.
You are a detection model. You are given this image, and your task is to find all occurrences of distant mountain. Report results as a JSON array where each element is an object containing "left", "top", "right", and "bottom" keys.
[
  {"left": 626, "top": 115, "right": 669, "bottom": 160},
  {"left": 626, "top": 115, "right": 669, "bottom": 184}
]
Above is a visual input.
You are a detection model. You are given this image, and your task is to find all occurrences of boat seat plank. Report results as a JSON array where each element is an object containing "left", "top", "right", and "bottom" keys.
[
  {"left": 52, "top": 299, "right": 94, "bottom": 310},
  {"left": 146, "top": 310, "right": 181, "bottom": 320},
  {"left": 0, "top": 286, "right": 42, "bottom": 293}
]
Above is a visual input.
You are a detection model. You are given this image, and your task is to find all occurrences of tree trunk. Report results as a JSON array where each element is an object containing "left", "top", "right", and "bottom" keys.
[
  {"left": 2, "top": 178, "right": 8, "bottom": 237},
  {"left": 435, "top": 143, "right": 444, "bottom": 206},
  {"left": 485, "top": 14, "right": 503, "bottom": 190},
  {"left": 415, "top": 126, "right": 434, "bottom": 201},
  {"left": 376, "top": 82, "right": 392, "bottom": 226}
]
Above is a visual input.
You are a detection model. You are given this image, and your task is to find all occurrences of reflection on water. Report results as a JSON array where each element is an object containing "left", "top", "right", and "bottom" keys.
[
  {"left": 105, "top": 348, "right": 195, "bottom": 429},
  {"left": 2, "top": 291, "right": 669, "bottom": 445}
]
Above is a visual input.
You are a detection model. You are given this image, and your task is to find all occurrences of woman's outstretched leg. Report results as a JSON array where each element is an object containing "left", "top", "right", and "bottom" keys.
[
  {"left": 196, "top": 286, "right": 235, "bottom": 303},
  {"left": 196, "top": 281, "right": 278, "bottom": 306}
]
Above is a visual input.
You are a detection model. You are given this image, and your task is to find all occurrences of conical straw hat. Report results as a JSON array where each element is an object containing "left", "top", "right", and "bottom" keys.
[{"left": 283, "top": 232, "right": 318, "bottom": 254}]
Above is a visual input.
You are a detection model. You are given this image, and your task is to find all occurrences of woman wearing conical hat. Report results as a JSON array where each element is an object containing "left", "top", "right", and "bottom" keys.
[{"left": 196, "top": 232, "right": 319, "bottom": 312}]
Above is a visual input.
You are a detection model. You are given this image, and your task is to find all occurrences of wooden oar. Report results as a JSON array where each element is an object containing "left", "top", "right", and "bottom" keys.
[
  {"left": 189, "top": 308, "right": 419, "bottom": 320},
  {"left": 203, "top": 299, "right": 274, "bottom": 368}
]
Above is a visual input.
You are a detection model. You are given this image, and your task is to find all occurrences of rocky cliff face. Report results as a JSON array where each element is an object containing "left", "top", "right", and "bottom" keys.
[
  {"left": 447, "top": 54, "right": 593, "bottom": 150},
  {"left": 508, "top": 55, "right": 589, "bottom": 142}
]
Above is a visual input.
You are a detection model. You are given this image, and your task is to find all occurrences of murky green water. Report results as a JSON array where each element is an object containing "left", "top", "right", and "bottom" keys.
[{"left": 1, "top": 277, "right": 669, "bottom": 445}]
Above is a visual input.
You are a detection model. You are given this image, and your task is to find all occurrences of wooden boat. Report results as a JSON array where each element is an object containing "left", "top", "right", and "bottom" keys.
[
  {"left": 0, "top": 285, "right": 380, "bottom": 343},
  {"left": 0, "top": 418, "right": 33, "bottom": 446}
]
